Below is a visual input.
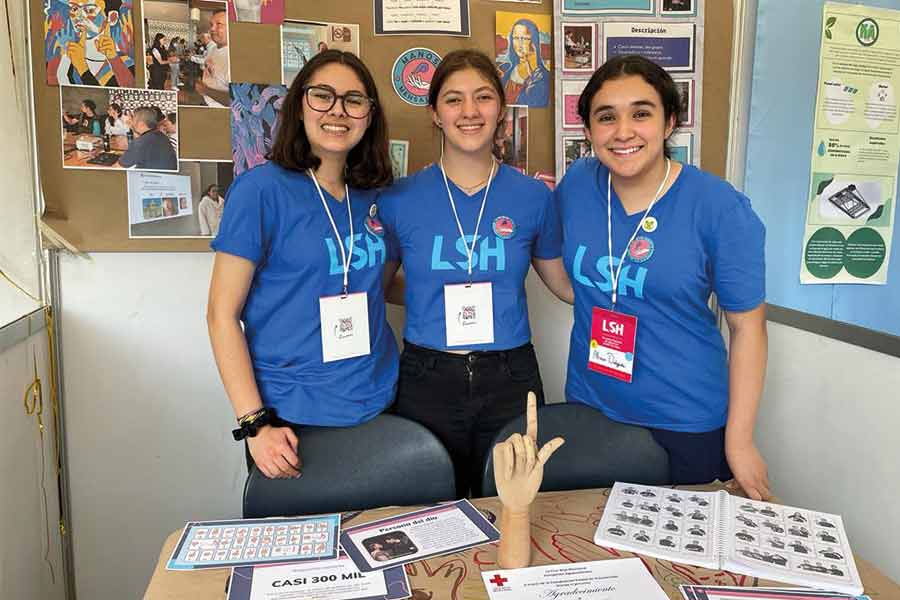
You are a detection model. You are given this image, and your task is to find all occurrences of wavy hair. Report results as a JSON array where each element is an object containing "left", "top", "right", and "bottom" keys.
[{"left": 267, "top": 50, "right": 392, "bottom": 190}]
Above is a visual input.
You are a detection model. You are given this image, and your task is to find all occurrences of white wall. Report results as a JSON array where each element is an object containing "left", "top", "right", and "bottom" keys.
[
  {"left": 58, "top": 254, "right": 899, "bottom": 600},
  {"left": 756, "top": 322, "right": 900, "bottom": 580},
  {"left": 58, "top": 253, "right": 243, "bottom": 600},
  {"left": 0, "top": 330, "right": 65, "bottom": 600}
]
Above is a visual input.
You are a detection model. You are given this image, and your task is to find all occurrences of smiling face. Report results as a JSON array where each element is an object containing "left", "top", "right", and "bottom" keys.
[
  {"left": 431, "top": 68, "right": 503, "bottom": 157},
  {"left": 69, "top": 0, "right": 108, "bottom": 39},
  {"left": 584, "top": 74, "right": 675, "bottom": 183},
  {"left": 302, "top": 62, "right": 371, "bottom": 162}
]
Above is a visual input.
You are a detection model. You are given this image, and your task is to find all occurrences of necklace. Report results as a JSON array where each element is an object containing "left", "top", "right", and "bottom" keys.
[{"left": 447, "top": 159, "right": 496, "bottom": 192}]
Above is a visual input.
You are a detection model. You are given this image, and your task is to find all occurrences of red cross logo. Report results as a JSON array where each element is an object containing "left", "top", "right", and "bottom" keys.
[{"left": 489, "top": 574, "right": 508, "bottom": 587}]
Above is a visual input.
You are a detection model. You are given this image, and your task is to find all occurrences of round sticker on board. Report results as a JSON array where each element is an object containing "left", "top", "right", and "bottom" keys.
[
  {"left": 628, "top": 236, "right": 655, "bottom": 263},
  {"left": 392, "top": 48, "right": 442, "bottom": 106},
  {"left": 493, "top": 215, "right": 516, "bottom": 239},
  {"left": 365, "top": 216, "right": 385, "bottom": 237},
  {"left": 641, "top": 216, "right": 658, "bottom": 233}
]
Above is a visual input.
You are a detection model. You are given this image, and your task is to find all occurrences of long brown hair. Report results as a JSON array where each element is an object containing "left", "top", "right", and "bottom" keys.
[{"left": 267, "top": 50, "right": 393, "bottom": 189}]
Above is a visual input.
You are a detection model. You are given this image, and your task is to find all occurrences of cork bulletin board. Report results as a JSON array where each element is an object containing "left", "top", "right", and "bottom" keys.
[{"left": 30, "top": 0, "right": 733, "bottom": 251}]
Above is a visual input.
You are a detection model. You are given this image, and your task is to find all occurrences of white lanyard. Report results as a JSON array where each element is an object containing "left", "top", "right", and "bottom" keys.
[
  {"left": 440, "top": 156, "right": 496, "bottom": 279},
  {"left": 309, "top": 169, "right": 353, "bottom": 296},
  {"left": 606, "top": 159, "right": 671, "bottom": 309}
]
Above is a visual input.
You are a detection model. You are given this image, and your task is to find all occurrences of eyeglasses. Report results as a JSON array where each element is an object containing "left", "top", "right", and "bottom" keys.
[
  {"left": 302, "top": 85, "right": 374, "bottom": 119},
  {"left": 69, "top": 3, "right": 101, "bottom": 18}
]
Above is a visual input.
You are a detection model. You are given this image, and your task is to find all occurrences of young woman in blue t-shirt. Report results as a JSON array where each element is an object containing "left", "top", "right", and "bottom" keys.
[
  {"left": 557, "top": 55, "right": 771, "bottom": 499},
  {"left": 379, "top": 50, "right": 573, "bottom": 497},
  {"left": 207, "top": 51, "right": 399, "bottom": 479}
]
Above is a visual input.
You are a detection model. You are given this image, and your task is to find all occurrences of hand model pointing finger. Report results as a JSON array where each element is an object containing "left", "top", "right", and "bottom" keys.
[{"left": 494, "top": 391, "right": 564, "bottom": 568}]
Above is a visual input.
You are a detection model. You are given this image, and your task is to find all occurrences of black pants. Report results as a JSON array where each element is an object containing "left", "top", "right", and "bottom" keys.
[
  {"left": 648, "top": 426, "right": 733, "bottom": 485},
  {"left": 391, "top": 341, "right": 544, "bottom": 498}
]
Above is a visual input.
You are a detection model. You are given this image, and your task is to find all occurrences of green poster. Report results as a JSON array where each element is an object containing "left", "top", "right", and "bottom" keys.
[{"left": 801, "top": 2, "right": 900, "bottom": 284}]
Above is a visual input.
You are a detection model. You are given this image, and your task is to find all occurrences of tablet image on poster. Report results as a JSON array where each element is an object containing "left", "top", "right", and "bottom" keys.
[
  {"left": 128, "top": 161, "right": 233, "bottom": 238},
  {"left": 374, "top": 0, "right": 470, "bottom": 36},
  {"left": 228, "top": 554, "right": 411, "bottom": 600},
  {"left": 340, "top": 500, "right": 499, "bottom": 572}
]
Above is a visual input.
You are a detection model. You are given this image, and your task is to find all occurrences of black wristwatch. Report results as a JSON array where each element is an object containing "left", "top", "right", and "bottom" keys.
[{"left": 232, "top": 407, "right": 277, "bottom": 441}]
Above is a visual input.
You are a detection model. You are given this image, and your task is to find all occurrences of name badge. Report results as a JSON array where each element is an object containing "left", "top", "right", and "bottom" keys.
[
  {"left": 587, "top": 307, "right": 637, "bottom": 383},
  {"left": 319, "top": 292, "right": 370, "bottom": 362},
  {"left": 444, "top": 282, "right": 494, "bottom": 347}
]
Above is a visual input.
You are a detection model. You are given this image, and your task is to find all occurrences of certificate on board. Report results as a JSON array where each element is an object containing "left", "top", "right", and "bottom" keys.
[
  {"left": 482, "top": 558, "right": 668, "bottom": 600},
  {"left": 374, "top": 0, "right": 470, "bottom": 36}
]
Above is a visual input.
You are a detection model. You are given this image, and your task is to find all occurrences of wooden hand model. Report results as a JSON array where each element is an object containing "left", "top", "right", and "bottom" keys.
[{"left": 493, "top": 391, "right": 564, "bottom": 568}]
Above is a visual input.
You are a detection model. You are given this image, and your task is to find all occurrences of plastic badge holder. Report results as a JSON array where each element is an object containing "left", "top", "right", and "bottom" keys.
[{"left": 828, "top": 184, "right": 870, "bottom": 219}]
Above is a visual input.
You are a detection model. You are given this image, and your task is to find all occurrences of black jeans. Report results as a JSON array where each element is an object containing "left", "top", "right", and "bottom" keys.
[
  {"left": 648, "top": 426, "right": 733, "bottom": 485},
  {"left": 391, "top": 340, "right": 544, "bottom": 498}
]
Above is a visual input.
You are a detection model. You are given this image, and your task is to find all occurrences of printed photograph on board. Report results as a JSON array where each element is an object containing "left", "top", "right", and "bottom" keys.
[
  {"left": 563, "top": 136, "right": 592, "bottom": 173},
  {"left": 60, "top": 85, "right": 178, "bottom": 172},
  {"left": 495, "top": 105, "right": 528, "bottom": 173},
  {"left": 142, "top": 0, "right": 231, "bottom": 107},
  {"left": 562, "top": 23, "right": 596, "bottom": 73},
  {"left": 495, "top": 11, "right": 552, "bottom": 107},
  {"left": 227, "top": 0, "right": 284, "bottom": 24},
  {"left": 562, "top": 79, "right": 588, "bottom": 129},
  {"left": 282, "top": 21, "right": 361, "bottom": 86},
  {"left": 128, "top": 160, "right": 233, "bottom": 238},
  {"left": 389, "top": 140, "right": 409, "bottom": 179},
  {"left": 44, "top": 0, "right": 137, "bottom": 87},
  {"left": 673, "top": 78, "right": 694, "bottom": 127},
  {"left": 662, "top": 0, "right": 695, "bottom": 16}
]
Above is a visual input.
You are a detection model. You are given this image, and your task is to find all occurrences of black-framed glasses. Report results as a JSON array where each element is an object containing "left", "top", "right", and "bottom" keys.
[{"left": 302, "top": 85, "right": 375, "bottom": 119}]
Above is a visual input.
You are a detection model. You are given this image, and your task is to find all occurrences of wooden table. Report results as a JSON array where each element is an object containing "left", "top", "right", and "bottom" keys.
[
  {"left": 62, "top": 133, "right": 127, "bottom": 168},
  {"left": 143, "top": 485, "right": 900, "bottom": 599}
]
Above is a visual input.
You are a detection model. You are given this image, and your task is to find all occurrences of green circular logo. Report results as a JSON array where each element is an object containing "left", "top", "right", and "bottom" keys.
[
  {"left": 844, "top": 227, "right": 886, "bottom": 279},
  {"left": 804, "top": 227, "right": 846, "bottom": 279},
  {"left": 856, "top": 18, "right": 879, "bottom": 46}
]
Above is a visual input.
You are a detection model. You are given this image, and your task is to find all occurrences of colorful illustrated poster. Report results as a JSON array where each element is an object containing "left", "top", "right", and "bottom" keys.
[
  {"left": 801, "top": 3, "right": 900, "bottom": 284},
  {"left": 43, "top": 0, "right": 136, "bottom": 87},
  {"left": 495, "top": 11, "right": 553, "bottom": 107},
  {"left": 230, "top": 82, "right": 288, "bottom": 176}
]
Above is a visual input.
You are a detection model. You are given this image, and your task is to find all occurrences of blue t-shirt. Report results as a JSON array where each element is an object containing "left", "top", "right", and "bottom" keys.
[
  {"left": 211, "top": 162, "right": 399, "bottom": 426},
  {"left": 558, "top": 159, "right": 765, "bottom": 432},
  {"left": 378, "top": 163, "right": 562, "bottom": 351}
]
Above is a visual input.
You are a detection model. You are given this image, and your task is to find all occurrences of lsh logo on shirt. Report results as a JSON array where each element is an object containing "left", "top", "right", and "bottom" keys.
[
  {"left": 571, "top": 244, "right": 648, "bottom": 299},
  {"left": 431, "top": 235, "right": 507, "bottom": 271}
]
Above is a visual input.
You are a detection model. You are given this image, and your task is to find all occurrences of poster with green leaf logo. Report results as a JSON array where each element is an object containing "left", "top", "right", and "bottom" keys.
[{"left": 801, "top": 2, "right": 900, "bottom": 284}]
